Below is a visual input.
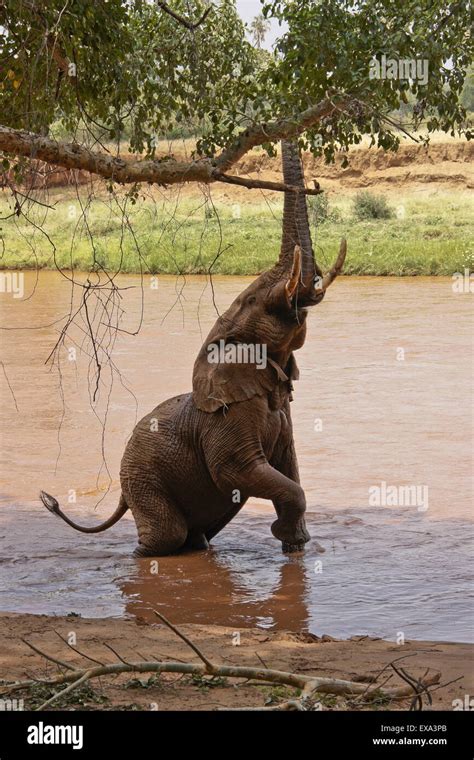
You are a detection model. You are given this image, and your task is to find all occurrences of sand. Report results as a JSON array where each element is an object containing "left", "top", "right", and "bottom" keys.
[{"left": 1, "top": 613, "right": 472, "bottom": 711}]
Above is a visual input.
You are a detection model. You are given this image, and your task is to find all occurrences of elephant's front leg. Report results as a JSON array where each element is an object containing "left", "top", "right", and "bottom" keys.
[{"left": 246, "top": 463, "right": 311, "bottom": 552}]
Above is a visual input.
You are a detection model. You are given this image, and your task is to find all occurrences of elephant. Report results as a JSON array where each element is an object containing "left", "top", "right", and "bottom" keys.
[{"left": 40, "top": 140, "right": 346, "bottom": 556}]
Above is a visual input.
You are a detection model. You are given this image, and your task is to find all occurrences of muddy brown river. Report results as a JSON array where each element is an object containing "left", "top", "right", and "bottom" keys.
[{"left": 0, "top": 272, "right": 472, "bottom": 641}]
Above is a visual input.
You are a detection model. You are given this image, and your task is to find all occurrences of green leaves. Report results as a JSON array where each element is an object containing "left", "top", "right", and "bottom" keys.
[
  {"left": 0, "top": 0, "right": 472, "bottom": 166},
  {"left": 1, "top": 0, "right": 256, "bottom": 153},
  {"left": 261, "top": 0, "right": 472, "bottom": 156}
]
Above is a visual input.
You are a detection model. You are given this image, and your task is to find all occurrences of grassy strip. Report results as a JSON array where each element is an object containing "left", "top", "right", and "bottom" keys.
[{"left": 0, "top": 190, "right": 472, "bottom": 276}]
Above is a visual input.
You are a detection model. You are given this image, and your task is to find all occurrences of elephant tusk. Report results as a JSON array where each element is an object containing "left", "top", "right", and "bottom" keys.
[
  {"left": 320, "top": 238, "right": 347, "bottom": 291},
  {"left": 285, "top": 245, "right": 302, "bottom": 300}
]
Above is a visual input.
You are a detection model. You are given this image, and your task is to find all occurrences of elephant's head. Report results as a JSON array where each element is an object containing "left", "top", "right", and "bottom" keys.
[{"left": 193, "top": 140, "right": 346, "bottom": 412}]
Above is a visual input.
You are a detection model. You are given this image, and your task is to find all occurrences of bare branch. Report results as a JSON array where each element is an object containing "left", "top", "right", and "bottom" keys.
[
  {"left": 37, "top": 670, "right": 93, "bottom": 711},
  {"left": 0, "top": 362, "right": 19, "bottom": 412},
  {"left": 212, "top": 172, "right": 323, "bottom": 195},
  {"left": 22, "top": 638, "right": 75, "bottom": 672},
  {"left": 156, "top": 1, "right": 212, "bottom": 30},
  {"left": 153, "top": 609, "right": 215, "bottom": 671},
  {"left": 102, "top": 642, "right": 133, "bottom": 666},
  {"left": 4, "top": 624, "right": 442, "bottom": 712},
  {"left": 215, "top": 95, "right": 351, "bottom": 172},
  {"left": 0, "top": 127, "right": 214, "bottom": 185},
  {"left": 53, "top": 630, "right": 105, "bottom": 666}
]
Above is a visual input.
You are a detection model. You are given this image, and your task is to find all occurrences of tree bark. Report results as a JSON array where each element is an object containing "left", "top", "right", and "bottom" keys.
[
  {"left": 215, "top": 96, "right": 347, "bottom": 172},
  {"left": 0, "top": 95, "right": 350, "bottom": 191}
]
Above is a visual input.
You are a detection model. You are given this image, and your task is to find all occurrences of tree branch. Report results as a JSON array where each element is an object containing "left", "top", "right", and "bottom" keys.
[
  {"left": 156, "top": 1, "right": 212, "bottom": 30},
  {"left": 0, "top": 94, "right": 353, "bottom": 190},
  {"left": 5, "top": 655, "right": 441, "bottom": 712},
  {"left": 213, "top": 172, "right": 323, "bottom": 195},
  {"left": 153, "top": 610, "right": 215, "bottom": 671},
  {"left": 22, "top": 638, "right": 75, "bottom": 672},
  {"left": 2, "top": 631, "right": 441, "bottom": 712},
  {"left": 0, "top": 127, "right": 214, "bottom": 185},
  {"left": 214, "top": 95, "right": 351, "bottom": 172}
]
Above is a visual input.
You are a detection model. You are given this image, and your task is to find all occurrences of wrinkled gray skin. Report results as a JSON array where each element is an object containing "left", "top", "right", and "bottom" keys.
[{"left": 40, "top": 141, "right": 346, "bottom": 556}]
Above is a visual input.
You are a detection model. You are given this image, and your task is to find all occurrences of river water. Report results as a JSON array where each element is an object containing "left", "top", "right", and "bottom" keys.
[{"left": 0, "top": 272, "right": 472, "bottom": 642}]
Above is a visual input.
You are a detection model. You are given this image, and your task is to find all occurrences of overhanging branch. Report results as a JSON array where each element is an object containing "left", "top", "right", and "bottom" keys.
[
  {"left": 0, "top": 126, "right": 214, "bottom": 185},
  {"left": 215, "top": 95, "right": 351, "bottom": 171},
  {"left": 0, "top": 94, "right": 354, "bottom": 191},
  {"left": 211, "top": 171, "right": 323, "bottom": 194}
]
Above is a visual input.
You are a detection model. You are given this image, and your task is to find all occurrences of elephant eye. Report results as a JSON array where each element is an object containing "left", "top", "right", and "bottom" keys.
[{"left": 247, "top": 295, "right": 257, "bottom": 305}]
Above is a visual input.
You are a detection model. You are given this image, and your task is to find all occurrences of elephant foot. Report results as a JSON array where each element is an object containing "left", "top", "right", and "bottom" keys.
[
  {"left": 271, "top": 517, "right": 311, "bottom": 546},
  {"left": 133, "top": 544, "right": 158, "bottom": 558},
  {"left": 182, "top": 531, "right": 210, "bottom": 552},
  {"left": 281, "top": 541, "right": 306, "bottom": 554}
]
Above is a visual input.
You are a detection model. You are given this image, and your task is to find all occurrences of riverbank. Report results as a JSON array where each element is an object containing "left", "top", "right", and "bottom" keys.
[
  {"left": 1, "top": 613, "right": 472, "bottom": 711},
  {"left": 1, "top": 188, "right": 471, "bottom": 276},
  {"left": 1, "top": 141, "right": 472, "bottom": 276}
]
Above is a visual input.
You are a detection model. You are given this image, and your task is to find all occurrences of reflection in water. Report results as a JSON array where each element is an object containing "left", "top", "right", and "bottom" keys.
[
  {"left": 0, "top": 272, "right": 472, "bottom": 641},
  {"left": 0, "top": 503, "right": 472, "bottom": 642},
  {"left": 121, "top": 536, "right": 310, "bottom": 631}
]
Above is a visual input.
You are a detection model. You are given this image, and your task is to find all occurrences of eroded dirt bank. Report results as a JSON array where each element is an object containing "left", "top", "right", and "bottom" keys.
[
  {"left": 1, "top": 613, "right": 472, "bottom": 711},
  {"left": 237, "top": 141, "right": 474, "bottom": 189}
]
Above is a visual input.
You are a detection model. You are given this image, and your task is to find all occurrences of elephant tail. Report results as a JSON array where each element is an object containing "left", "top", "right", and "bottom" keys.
[{"left": 39, "top": 491, "right": 128, "bottom": 533}]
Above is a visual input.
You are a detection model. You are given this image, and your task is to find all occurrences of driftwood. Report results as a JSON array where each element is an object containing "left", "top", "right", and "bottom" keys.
[{"left": 0, "top": 611, "right": 441, "bottom": 712}]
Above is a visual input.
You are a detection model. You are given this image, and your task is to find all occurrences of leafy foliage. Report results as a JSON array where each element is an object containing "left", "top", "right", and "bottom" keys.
[
  {"left": 0, "top": 0, "right": 258, "bottom": 156},
  {"left": 26, "top": 682, "right": 109, "bottom": 710},
  {"left": 0, "top": 0, "right": 472, "bottom": 165},
  {"left": 260, "top": 0, "right": 472, "bottom": 158}
]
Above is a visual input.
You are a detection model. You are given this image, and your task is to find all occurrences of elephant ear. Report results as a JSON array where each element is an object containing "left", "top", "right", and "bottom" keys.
[{"left": 192, "top": 344, "right": 299, "bottom": 413}]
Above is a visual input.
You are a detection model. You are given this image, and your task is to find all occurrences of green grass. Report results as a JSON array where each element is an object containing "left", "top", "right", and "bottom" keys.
[{"left": 0, "top": 188, "right": 472, "bottom": 276}]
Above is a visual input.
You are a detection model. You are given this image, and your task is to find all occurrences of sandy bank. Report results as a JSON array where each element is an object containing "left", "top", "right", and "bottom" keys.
[{"left": 1, "top": 613, "right": 472, "bottom": 711}]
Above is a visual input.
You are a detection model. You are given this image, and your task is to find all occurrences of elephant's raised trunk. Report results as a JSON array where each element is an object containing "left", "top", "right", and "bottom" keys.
[
  {"left": 280, "top": 140, "right": 322, "bottom": 283},
  {"left": 279, "top": 140, "right": 347, "bottom": 295}
]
